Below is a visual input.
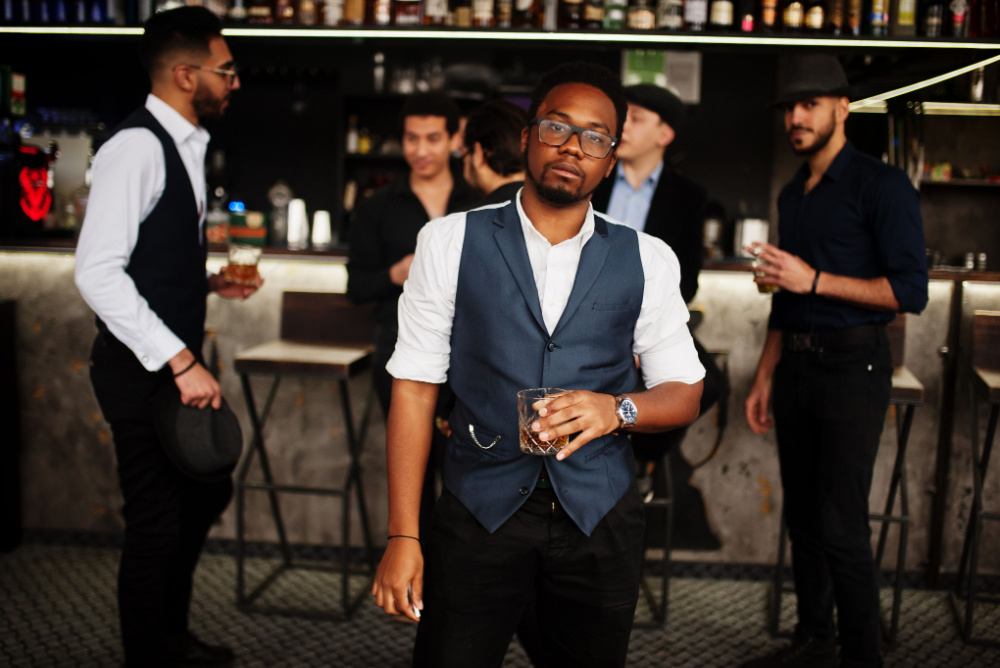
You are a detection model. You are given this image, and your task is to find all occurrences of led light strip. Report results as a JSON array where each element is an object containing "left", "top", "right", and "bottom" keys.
[
  {"left": 1, "top": 25, "right": 999, "bottom": 49},
  {"left": 852, "top": 101, "right": 1000, "bottom": 116},
  {"left": 850, "top": 54, "right": 1000, "bottom": 111}
]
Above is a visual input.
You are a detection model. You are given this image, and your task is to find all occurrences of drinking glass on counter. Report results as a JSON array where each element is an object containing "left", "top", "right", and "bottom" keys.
[
  {"left": 517, "top": 387, "right": 569, "bottom": 456},
  {"left": 223, "top": 243, "right": 262, "bottom": 286}
]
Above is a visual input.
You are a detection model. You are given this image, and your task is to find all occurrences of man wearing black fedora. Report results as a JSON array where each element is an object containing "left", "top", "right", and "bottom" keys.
[
  {"left": 592, "top": 83, "right": 725, "bottom": 550},
  {"left": 75, "top": 6, "right": 258, "bottom": 666},
  {"left": 743, "top": 55, "right": 927, "bottom": 667}
]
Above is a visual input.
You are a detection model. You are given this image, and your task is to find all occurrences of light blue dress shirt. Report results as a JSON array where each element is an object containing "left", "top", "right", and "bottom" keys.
[{"left": 606, "top": 161, "right": 664, "bottom": 233}]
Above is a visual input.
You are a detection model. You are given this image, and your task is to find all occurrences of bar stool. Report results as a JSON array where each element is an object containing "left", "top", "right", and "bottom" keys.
[
  {"left": 234, "top": 292, "right": 377, "bottom": 620},
  {"left": 636, "top": 349, "right": 730, "bottom": 628},
  {"left": 949, "top": 310, "right": 1000, "bottom": 647},
  {"left": 768, "top": 316, "right": 924, "bottom": 647}
]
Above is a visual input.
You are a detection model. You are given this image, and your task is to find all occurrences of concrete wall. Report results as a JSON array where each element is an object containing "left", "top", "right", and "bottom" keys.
[{"left": 3, "top": 250, "right": 999, "bottom": 576}]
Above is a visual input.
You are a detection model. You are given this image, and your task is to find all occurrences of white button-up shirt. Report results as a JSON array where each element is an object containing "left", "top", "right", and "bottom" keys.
[
  {"left": 75, "top": 94, "right": 211, "bottom": 372},
  {"left": 386, "top": 190, "right": 704, "bottom": 389}
]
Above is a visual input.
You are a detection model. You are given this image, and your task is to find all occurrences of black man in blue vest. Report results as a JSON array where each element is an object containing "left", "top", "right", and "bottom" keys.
[
  {"left": 75, "top": 8, "right": 257, "bottom": 667},
  {"left": 372, "top": 63, "right": 704, "bottom": 668}
]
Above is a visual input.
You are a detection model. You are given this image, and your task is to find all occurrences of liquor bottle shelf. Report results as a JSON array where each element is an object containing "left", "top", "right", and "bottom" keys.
[{"left": 1, "top": 25, "right": 998, "bottom": 50}]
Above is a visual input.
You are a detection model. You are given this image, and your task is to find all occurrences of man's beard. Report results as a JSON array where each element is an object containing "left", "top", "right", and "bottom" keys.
[
  {"left": 193, "top": 87, "right": 228, "bottom": 122},
  {"left": 788, "top": 117, "right": 835, "bottom": 156},
  {"left": 525, "top": 151, "right": 593, "bottom": 206}
]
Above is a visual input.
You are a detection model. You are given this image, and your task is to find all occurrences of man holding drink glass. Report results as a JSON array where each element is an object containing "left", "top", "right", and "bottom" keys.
[
  {"left": 743, "top": 55, "right": 927, "bottom": 668},
  {"left": 372, "top": 62, "right": 703, "bottom": 667}
]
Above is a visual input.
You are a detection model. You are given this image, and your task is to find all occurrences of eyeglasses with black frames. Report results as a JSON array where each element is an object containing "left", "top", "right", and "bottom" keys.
[
  {"left": 181, "top": 63, "right": 240, "bottom": 88},
  {"left": 529, "top": 118, "right": 618, "bottom": 159}
]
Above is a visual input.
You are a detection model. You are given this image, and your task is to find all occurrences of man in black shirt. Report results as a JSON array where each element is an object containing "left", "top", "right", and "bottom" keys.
[
  {"left": 462, "top": 99, "right": 527, "bottom": 206},
  {"left": 742, "top": 56, "right": 928, "bottom": 668},
  {"left": 347, "top": 93, "right": 478, "bottom": 416}
]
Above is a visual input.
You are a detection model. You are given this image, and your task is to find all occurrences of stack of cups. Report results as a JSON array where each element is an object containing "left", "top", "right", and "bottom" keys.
[
  {"left": 311, "top": 210, "right": 333, "bottom": 250},
  {"left": 286, "top": 198, "right": 309, "bottom": 251}
]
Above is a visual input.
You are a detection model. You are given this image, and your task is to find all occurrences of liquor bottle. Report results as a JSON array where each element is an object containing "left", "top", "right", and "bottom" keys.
[
  {"left": 321, "top": 0, "right": 343, "bottom": 23},
  {"left": 922, "top": 0, "right": 945, "bottom": 34},
  {"left": 949, "top": 0, "right": 968, "bottom": 36},
  {"left": 627, "top": 0, "right": 656, "bottom": 24},
  {"left": 275, "top": 0, "right": 297, "bottom": 23},
  {"left": 684, "top": 0, "right": 708, "bottom": 27},
  {"left": 368, "top": 0, "right": 392, "bottom": 24},
  {"left": 845, "top": 0, "right": 861, "bottom": 32},
  {"left": 205, "top": 0, "right": 230, "bottom": 17},
  {"left": 299, "top": 0, "right": 319, "bottom": 23},
  {"left": 584, "top": 0, "right": 605, "bottom": 25},
  {"left": 656, "top": 0, "right": 684, "bottom": 27},
  {"left": 343, "top": 0, "right": 365, "bottom": 23},
  {"left": 229, "top": 0, "right": 249, "bottom": 22},
  {"left": 497, "top": 0, "right": 513, "bottom": 26},
  {"left": 761, "top": 0, "right": 779, "bottom": 27},
  {"left": 472, "top": 0, "right": 495, "bottom": 25},
  {"left": 346, "top": 115, "right": 360, "bottom": 153},
  {"left": 709, "top": 0, "right": 735, "bottom": 27},
  {"left": 825, "top": 0, "right": 843, "bottom": 33},
  {"left": 247, "top": 0, "right": 274, "bottom": 22},
  {"left": 781, "top": 0, "right": 805, "bottom": 29},
  {"left": 890, "top": 0, "right": 917, "bottom": 33},
  {"left": 736, "top": 0, "right": 756, "bottom": 30},
  {"left": 605, "top": 0, "right": 628, "bottom": 27},
  {"left": 424, "top": 0, "right": 449, "bottom": 22},
  {"left": 560, "top": 0, "right": 585, "bottom": 27},
  {"left": 804, "top": 0, "right": 824, "bottom": 28},
  {"left": 394, "top": 0, "right": 421, "bottom": 23},
  {"left": 869, "top": 0, "right": 888, "bottom": 34},
  {"left": 52, "top": 0, "right": 69, "bottom": 24},
  {"left": 453, "top": 0, "right": 473, "bottom": 26},
  {"left": 513, "top": 0, "right": 542, "bottom": 25}
]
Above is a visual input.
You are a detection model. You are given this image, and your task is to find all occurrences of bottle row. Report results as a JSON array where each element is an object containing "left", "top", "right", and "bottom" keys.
[{"left": 1, "top": 0, "right": 996, "bottom": 37}]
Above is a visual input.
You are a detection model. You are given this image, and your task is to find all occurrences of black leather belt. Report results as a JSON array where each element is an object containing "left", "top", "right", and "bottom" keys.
[{"left": 782, "top": 325, "right": 883, "bottom": 353}]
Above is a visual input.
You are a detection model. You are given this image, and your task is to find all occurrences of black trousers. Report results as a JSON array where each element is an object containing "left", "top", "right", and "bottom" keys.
[
  {"left": 773, "top": 328, "right": 892, "bottom": 665},
  {"left": 89, "top": 335, "right": 233, "bottom": 667},
  {"left": 413, "top": 486, "right": 645, "bottom": 668}
]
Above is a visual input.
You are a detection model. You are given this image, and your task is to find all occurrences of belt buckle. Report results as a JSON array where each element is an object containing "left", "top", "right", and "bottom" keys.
[{"left": 790, "top": 333, "right": 819, "bottom": 352}]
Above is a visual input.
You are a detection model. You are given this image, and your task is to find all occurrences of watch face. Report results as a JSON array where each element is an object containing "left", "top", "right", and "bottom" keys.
[{"left": 618, "top": 397, "right": 638, "bottom": 425}]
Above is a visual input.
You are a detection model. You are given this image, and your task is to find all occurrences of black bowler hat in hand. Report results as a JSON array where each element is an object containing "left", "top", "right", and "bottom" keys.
[
  {"left": 774, "top": 54, "right": 852, "bottom": 107},
  {"left": 624, "top": 84, "right": 685, "bottom": 133},
  {"left": 153, "top": 383, "right": 243, "bottom": 482}
]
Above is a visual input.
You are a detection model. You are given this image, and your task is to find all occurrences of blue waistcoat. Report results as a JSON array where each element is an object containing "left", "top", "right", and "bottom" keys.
[{"left": 445, "top": 201, "right": 644, "bottom": 536}]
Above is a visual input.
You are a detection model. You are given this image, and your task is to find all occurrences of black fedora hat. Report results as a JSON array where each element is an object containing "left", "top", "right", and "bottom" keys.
[
  {"left": 152, "top": 383, "right": 243, "bottom": 482},
  {"left": 774, "top": 54, "right": 851, "bottom": 107},
  {"left": 624, "top": 84, "right": 685, "bottom": 134}
]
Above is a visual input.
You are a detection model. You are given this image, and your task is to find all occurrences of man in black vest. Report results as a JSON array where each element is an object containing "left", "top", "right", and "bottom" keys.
[{"left": 75, "top": 7, "right": 255, "bottom": 666}]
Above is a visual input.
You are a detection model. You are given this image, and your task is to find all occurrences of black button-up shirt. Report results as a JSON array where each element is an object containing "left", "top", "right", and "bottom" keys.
[
  {"left": 768, "top": 142, "right": 928, "bottom": 332},
  {"left": 347, "top": 173, "right": 478, "bottom": 333}
]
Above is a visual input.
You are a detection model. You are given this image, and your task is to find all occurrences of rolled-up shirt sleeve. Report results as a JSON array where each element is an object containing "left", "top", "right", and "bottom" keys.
[
  {"left": 633, "top": 234, "right": 705, "bottom": 387},
  {"left": 872, "top": 170, "right": 929, "bottom": 314},
  {"left": 385, "top": 212, "right": 466, "bottom": 384}
]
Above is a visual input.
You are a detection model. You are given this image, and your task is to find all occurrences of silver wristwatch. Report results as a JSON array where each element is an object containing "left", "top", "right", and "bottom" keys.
[{"left": 614, "top": 395, "right": 638, "bottom": 431}]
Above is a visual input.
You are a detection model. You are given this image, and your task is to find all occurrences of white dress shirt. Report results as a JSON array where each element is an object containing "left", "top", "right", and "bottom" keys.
[
  {"left": 387, "top": 189, "right": 705, "bottom": 389},
  {"left": 75, "top": 94, "right": 211, "bottom": 372}
]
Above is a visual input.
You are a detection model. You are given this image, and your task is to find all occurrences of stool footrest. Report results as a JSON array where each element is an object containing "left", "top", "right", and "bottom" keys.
[{"left": 241, "top": 482, "right": 347, "bottom": 497}]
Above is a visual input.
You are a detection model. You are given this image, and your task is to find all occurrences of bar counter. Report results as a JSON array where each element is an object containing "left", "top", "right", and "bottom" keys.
[{"left": 2, "top": 246, "right": 999, "bottom": 577}]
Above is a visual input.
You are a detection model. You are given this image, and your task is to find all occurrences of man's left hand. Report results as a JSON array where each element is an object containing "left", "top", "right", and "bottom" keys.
[
  {"left": 531, "top": 390, "right": 618, "bottom": 461},
  {"left": 749, "top": 242, "right": 816, "bottom": 294},
  {"left": 209, "top": 269, "right": 263, "bottom": 299}
]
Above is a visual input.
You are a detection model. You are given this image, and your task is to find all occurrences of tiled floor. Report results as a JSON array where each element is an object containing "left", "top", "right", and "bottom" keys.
[{"left": 1, "top": 542, "right": 998, "bottom": 667}]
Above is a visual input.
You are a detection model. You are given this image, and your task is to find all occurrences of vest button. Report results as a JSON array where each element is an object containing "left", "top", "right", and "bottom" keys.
[
  {"left": 519, "top": 487, "right": 529, "bottom": 496},
  {"left": 547, "top": 342, "right": 557, "bottom": 352}
]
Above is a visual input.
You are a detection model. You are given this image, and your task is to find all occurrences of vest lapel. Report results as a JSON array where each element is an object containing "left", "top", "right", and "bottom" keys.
[
  {"left": 491, "top": 203, "right": 547, "bottom": 334},
  {"left": 552, "top": 215, "right": 610, "bottom": 338}
]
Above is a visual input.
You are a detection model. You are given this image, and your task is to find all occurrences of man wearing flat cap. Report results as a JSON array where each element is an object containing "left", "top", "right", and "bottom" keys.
[
  {"left": 743, "top": 55, "right": 928, "bottom": 668},
  {"left": 592, "top": 84, "right": 724, "bottom": 549}
]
